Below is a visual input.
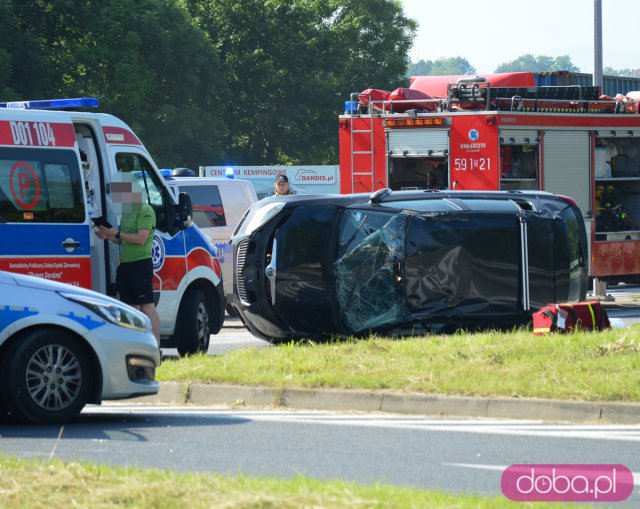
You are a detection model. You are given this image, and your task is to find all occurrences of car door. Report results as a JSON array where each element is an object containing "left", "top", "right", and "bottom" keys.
[
  {"left": 269, "top": 204, "right": 338, "bottom": 335},
  {"left": 0, "top": 146, "right": 90, "bottom": 288},
  {"left": 404, "top": 212, "right": 522, "bottom": 325}
]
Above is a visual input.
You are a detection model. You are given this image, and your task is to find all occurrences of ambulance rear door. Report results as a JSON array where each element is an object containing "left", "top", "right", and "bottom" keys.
[{"left": 0, "top": 116, "right": 91, "bottom": 288}]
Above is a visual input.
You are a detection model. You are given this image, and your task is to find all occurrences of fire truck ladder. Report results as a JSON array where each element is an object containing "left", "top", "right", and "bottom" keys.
[{"left": 349, "top": 92, "right": 375, "bottom": 192}]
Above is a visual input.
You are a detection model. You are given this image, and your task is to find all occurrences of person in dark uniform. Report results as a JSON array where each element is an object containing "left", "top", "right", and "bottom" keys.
[{"left": 274, "top": 174, "right": 292, "bottom": 195}]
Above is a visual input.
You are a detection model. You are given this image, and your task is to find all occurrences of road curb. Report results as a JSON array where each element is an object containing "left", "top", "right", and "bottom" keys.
[{"left": 134, "top": 383, "right": 640, "bottom": 424}]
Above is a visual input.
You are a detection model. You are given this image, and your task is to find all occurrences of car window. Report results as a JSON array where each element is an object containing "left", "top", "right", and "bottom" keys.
[
  {"left": 404, "top": 214, "right": 520, "bottom": 315},
  {"left": 335, "top": 211, "right": 412, "bottom": 331},
  {"left": 115, "top": 152, "right": 168, "bottom": 231},
  {"left": 0, "top": 147, "right": 84, "bottom": 223},
  {"left": 379, "top": 199, "right": 459, "bottom": 212},
  {"left": 557, "top": 207, "right": 586, "bottom": 302},
  {"left": 337, "top": 209, "right": 399, "bottom": 257},
  {"left": 449, "top": 198, "right": 521, "bottom": 211},
  {"left": 177, "top": 185, "right": 226, "bottom": 228}
]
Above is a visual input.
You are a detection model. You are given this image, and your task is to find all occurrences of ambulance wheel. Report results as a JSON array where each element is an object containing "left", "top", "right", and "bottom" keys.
[
  {"left": 177, "top": 289, "right": 211, "bottom": 356},
  {"left": 0, "top": 329, "right": 93, "bottom": 424}
]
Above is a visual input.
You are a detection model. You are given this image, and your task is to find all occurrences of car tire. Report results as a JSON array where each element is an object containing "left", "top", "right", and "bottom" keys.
[
  {"left": 0, "top": 329, "right": 93, "bottom": 424},
  {"left": 177, "top": 289, "right": 211, "bottom": 356}
]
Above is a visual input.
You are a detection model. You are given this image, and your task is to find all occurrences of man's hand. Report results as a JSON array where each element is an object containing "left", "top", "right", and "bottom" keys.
[{"left": 96, "top": 225, "right": 117, "bottom": 240}]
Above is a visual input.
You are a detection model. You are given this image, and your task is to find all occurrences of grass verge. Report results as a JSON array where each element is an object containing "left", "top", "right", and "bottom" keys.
[
  {"left": 158, "top": 325, "right": 640, "bottom": 401},
  {"left": 0, "top": 455, "right": 570, "bottom": 509}
]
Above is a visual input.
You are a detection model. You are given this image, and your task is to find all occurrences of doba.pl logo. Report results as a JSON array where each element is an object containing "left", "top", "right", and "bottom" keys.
[{"left": 501, "top": 464, "right": 633, "bottom": 502}]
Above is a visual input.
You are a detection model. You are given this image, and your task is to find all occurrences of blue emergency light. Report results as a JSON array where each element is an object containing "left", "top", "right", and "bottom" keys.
[
  {"left": 0, "top": 97, "right": 99, "bottom": 110},
  {"left": 225, "top": 167, "right": 235, "bottom": 179}
]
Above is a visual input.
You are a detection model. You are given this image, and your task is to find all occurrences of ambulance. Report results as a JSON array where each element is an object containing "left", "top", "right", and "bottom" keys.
[{"left": 0, "top": 98, "right": 224, "bottom": 356}]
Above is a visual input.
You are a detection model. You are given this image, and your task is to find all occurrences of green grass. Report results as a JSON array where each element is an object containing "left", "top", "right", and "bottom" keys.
[
  {"left": 158, "top": 325, "right": 640, "bottom": 402},
  {"left": 0, "top": 455, "right": 573, "bottom": 509}
]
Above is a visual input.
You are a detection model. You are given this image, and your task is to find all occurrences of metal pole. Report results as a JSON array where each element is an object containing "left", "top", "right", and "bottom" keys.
[{"left": 594, "top": 0, "right": 603, "bottom": 89}]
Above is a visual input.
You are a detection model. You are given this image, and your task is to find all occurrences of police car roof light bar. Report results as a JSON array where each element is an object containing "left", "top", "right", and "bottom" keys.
[{"left": 0, "top": 97, "right": 99, "bottom": 110}]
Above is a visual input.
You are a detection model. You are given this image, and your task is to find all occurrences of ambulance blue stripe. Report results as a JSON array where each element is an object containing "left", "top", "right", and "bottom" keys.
[
  {"left": 184, "top": 226, "right": 216, "bottom": 255},
  {"left": 0, "top": 224, "right": 90, "bottom": 255}
]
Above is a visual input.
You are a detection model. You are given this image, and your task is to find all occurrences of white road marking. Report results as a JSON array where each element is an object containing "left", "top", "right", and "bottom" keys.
[{"left": 92, "top": 404, "right": 640, "bottom": 442}]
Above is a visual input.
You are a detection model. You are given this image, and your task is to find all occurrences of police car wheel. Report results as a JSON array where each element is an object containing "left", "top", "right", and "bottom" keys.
[
  {"left": 177, "top": 289, "right": 211, "bottom": 356},
  {"left": 0, "top": 329, "right": 93, "bottom": 424}
]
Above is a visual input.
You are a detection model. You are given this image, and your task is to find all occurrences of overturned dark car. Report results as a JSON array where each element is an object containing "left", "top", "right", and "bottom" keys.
[{"left": 228, "top": 190, "right": 588, "bottom": 342}]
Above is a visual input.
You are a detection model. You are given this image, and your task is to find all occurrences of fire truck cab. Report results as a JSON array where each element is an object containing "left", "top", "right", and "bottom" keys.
[{"left": 339, "top": 72, "right": 640, "bottom": 283}]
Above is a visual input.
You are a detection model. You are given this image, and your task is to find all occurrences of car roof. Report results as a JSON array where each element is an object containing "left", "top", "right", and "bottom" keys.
[{"left": 259, "top": 189, "right": 573, "bottom": 214}]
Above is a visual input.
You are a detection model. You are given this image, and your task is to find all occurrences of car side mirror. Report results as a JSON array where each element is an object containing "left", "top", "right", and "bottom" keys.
[{"left": 177, "top": 192, "right": 193, "bottom": 230}]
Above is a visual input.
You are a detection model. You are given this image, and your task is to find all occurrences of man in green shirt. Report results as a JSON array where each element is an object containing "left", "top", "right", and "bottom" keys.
[{"left": 96, "top": 177, "right": 160, "bottom": 343}]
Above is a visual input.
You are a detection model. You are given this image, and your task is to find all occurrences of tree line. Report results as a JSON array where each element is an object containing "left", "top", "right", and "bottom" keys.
[
  {"left": 0, "top": 0, "right": 415, "bottom": 169},
  {"left": 1, "top": 1, "right": 636, "bottom": 169},
  {"left": 408, "top": 55, "right": 639, "bottom": 79}
]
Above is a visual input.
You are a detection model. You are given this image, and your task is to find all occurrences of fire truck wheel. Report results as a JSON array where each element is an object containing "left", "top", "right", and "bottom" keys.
[
  {"left": 177, "top": 289, "right": 211, "bottom": 356},
  {"left": 0, "top": 329, "right": 93, "bottom": 424}
]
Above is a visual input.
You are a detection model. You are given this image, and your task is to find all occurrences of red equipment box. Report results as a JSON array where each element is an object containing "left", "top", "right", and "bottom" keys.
[{"left": 532, "top": 301, "right": 611, "bottom": 335}]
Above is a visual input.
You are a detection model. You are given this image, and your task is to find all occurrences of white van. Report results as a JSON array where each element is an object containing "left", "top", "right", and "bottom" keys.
[
  {"left": 0, "top": 97, "right": 224, "bottom": 356},
  {"left": 165, "top": 176, "right": 257, "bottom": 304}
]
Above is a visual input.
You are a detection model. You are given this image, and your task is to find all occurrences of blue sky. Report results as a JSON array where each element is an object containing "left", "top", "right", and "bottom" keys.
[{"left": 401, "top": 0, "right": 638, "bottom": 74}]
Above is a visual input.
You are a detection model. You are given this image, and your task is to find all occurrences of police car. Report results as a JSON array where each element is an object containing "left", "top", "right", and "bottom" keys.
[{"left": 0, "top": 270, "right": 160, "bottom": 424}]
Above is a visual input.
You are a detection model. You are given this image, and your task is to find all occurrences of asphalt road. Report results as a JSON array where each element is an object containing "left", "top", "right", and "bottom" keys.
[{"left": 1, "top": 404, "right": 640, "bottom": 503}]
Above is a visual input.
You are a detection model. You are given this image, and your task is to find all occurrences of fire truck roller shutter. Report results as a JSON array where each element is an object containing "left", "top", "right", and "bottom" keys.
[
  {"left": 387, "top": 129, "right": 449, "bottom": 157},
  {"left": 499, "top": 130, "right": 539, "bottom": 145},
  {"left": 543, "top": 130, "right": 591, "bottom": 215}
]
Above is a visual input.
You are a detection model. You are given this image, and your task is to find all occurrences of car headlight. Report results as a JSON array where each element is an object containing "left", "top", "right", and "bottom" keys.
[
  {"left": 238, "top": 201, "right": 286, "bottom": 235},
  {"left": 59, "top": 292, "right": 149, "bottom": 332}
]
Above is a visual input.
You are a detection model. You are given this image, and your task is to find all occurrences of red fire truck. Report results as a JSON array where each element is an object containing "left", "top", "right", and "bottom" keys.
[{"left": 338, "top": 72, "right": 640, "bottom": 282}]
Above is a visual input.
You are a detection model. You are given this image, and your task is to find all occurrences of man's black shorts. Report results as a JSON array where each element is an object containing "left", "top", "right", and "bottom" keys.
[{"left": 116, "top": 258, "right": 154, "bottom": 305}]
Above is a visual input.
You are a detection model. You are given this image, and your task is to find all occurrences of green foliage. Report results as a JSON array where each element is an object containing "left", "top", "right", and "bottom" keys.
[
  {"left": 3, "top": 0, "right": 228, "bottom": 169},
  {"left": 0, "top": 0, "right": 17, "bottom": 99},
  {"left": 494, "top": 54, "right": 580, "bottom": 73},
  {"left": 604, "top": 67, "right": 640, "bottom": 78},
  {"left": 407, "top": 57, "right": 475, "bottom": 77},
  {"left": 185, "top": 0, "right": 415, "bottom": 165}
]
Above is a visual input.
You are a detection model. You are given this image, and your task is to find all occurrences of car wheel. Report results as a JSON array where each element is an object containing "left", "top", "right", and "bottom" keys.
[
  {"left": 225, "top": 303, "right": 238, "bottom": 318},
  {"left": 177, "top": 289, "right": 211, "bottom": 356},
  {"left": 0, "top": 329, "right": 93, "bottom": 424}
]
